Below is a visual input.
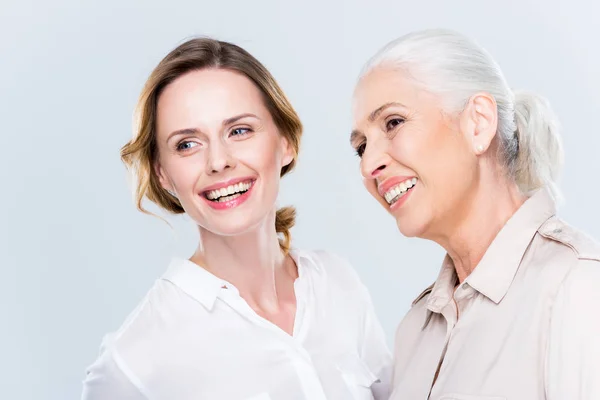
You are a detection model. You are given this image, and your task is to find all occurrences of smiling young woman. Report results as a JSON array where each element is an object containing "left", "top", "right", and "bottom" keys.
[{"left": 81, "top": 38, "right": 391, "bottom": 400}]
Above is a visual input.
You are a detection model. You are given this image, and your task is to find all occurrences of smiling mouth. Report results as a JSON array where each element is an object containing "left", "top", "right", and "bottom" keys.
[
  {"left": 384, "top": 177, "right": 418, "bottom": 205},
  {"left": 203, "top": 180, "right": 255, "bottom": 203}
]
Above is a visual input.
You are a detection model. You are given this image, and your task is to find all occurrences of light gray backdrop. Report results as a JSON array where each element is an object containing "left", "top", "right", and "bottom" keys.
[{"left": 1, "top": 0, "right": 599, "bottom": 399}]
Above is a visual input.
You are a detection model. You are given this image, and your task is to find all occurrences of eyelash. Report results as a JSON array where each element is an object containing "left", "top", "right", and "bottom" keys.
[
  {"left": 354, "top": 116, "right": 405, "bottom": 158},
  {"left": 176, "top": 141, "right": 198, "bottom": 152},
  {"left": 175, "top": 127, "right": 253, "bottom": 152},
  {"left": 385, "top": 117, "right": 405, "bottom": 132},
  {"left": 230, "top": 127, "right": 252, "bottom": 137},
  {"left": 355, "top": 143, "right": 366, "bottom": 158}
]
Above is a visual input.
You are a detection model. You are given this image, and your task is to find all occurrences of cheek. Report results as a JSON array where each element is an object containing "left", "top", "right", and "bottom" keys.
[
  {"left": 160, "top": 155, "right": 202, "bottom": 190},
  {"left": 363, "top": 177, "right": 378, "bottom": 198},
  {"left": 422, "top": 134, "right": 476, "bottom": 208},
  {"left": 234, "top": 135, "right": 285, "bottom": 182},
  {"left": 363, "top": 177, "right": 388, "bottom": 207}
]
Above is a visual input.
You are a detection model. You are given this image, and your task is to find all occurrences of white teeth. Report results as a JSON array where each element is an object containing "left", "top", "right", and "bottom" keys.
[
  {"left": 383, "top": 178, "right": 418, "bottom": 205},
  {"left": 217, "top": 193, "right": 242, "bottom": 202},
  {"left": 206, "top": 181, "right": 252, "bottom": 200}
]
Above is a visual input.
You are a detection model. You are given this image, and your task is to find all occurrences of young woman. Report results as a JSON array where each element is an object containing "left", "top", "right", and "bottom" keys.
[{"left": 82, "top": 38, "right": 391, "bottom": 400}]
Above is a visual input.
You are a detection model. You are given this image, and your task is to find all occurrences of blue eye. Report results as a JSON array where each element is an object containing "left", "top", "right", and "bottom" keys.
[
  {"left": 231, "top": 127, "right": 250, "bottom": 136},
  {"left": 176, "top": 141, "right": 199, "bottom": 151}
]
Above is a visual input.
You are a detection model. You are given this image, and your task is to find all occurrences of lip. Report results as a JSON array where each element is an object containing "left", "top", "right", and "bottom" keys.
[
  {"left": 377, "top": 176, "right": 416, "bottom": 197},
  {"left": 389, "top": 184, "right": 415, "bottom": 211},
  {"left": 201, "top": 176, "right": 256, "bottom": 193},
  {"left": 201, "top": 179, "right": 256, "bottom": 211}
]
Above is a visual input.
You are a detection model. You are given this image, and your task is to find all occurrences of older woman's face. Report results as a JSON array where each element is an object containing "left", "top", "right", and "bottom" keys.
[{"left": 351, "top": 68, "right": 479, "bottom": 239}]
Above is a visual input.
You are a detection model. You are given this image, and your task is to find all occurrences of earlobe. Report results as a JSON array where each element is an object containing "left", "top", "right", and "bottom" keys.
[
  {"left": 280, "top": 137, "right": 295, "bottom": 168},
  {"left": 281, "top": 152, "right": 294, "bottom": 169}
]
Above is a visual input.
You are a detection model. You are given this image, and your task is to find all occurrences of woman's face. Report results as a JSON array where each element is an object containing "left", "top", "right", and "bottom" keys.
[
  {"left": 351, "top": 67, "right": 481, "bottom": 239},
  {"left": 155, "top": 68, "right": 293, "bottom": 236}
]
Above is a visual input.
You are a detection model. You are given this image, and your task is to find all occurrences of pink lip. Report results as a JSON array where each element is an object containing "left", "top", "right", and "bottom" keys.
[
  {"left": 389, "top": 185, "right": 415, "bottom": 211},
  {"left": 377, "top": 176, "right": 416, "bottom": 197},
  {"left": 201, "top": 177, "right": 256, "bottom": 211}
]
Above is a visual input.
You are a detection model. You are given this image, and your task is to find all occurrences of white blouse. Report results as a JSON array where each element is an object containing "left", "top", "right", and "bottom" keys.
[{"left": 82, "top": 249, "right": 392, "bottom": 400}]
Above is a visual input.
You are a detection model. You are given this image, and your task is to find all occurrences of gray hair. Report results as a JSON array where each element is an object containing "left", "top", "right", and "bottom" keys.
[{"left": 360, "top": 29, "right": 564, "bottom": 202}]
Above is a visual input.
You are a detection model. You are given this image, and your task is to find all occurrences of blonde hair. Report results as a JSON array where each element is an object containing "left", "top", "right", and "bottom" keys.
[
  {"left": 361, "top": 29, "right": 564, "bottom": 202},
  {"left": 121, "top": 38, "right": 302, "bottom": 252}
]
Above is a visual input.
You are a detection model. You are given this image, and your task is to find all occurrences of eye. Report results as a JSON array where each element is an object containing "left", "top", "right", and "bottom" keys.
[
  {"left": 230, "top": 127, "right": 251, "bottom": 137},
  {"left": 355, "top": 142, "right": 366, "bottom": 158},
  {"left": 385, "top": 117, "right": 405, "bottom": 131},
  {"left": 176, "top": 141, "right": 199, "bottom": 152}
]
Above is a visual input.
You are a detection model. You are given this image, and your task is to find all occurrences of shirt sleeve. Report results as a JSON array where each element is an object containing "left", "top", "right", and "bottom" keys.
[
  {"left": 360, "top": 290, "right": 393, "bottom": 400},
  {"left": 82, "top": 344, "right": 148, "bottom": 400},
  {"left": 546, "top": 259, "right": 600, "bottom": 399},
  {"left": 311, "top": 249, "right": 393, "bottom": 399}
]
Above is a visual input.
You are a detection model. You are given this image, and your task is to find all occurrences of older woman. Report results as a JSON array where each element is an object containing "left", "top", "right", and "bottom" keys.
[
  {"left": 82, "top": 38, "right": 391, "bottom": 400},
  {"left": 351, "top": 29, "right": 600, "bottom": 399}
]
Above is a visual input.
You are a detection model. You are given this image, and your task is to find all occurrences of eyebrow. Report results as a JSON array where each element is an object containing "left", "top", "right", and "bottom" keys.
[
  {"left": 350, "top": 102, "right": 406, "bottom": 144},
  {"left": 368, "top": 102, "right": 406, "bottom": 122},
  {"left": 350, "top": 129, "right": 363, "bottom": 145},
  {"left": 167, "top": 127, "right": 200, "bottom": 142},
  {"left": 223, "top": 113, "right": 259, "bottom": 126},
  {"left": 166, "top": 113, "right": 260, "bottom": 141}
]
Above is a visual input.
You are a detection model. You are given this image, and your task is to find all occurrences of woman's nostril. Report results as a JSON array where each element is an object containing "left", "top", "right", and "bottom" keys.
[{"left": 371, "top": 164, "right": 386, "bottom": 177}]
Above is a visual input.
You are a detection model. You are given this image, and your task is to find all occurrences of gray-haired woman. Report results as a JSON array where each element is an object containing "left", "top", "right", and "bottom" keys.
[{"left": 350, "top": 29, "right": 600, "bottom": 399}]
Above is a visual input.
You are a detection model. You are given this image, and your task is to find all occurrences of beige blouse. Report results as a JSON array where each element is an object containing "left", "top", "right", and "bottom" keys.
[{"left": 390, "top": 189, "right": 600, "bottom": 400}]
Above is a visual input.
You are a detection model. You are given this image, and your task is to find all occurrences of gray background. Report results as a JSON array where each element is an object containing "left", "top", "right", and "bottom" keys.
[{"left": 1, "top": 0, "right": 599, "bottom": 399}]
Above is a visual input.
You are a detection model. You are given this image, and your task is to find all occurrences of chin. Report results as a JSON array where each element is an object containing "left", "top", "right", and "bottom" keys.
[
  {"left": 201, "top": 214, "right": 264, "bottom": 237},
  {"left": 394, "top": 215, "right": 429, "bottom": 238}
]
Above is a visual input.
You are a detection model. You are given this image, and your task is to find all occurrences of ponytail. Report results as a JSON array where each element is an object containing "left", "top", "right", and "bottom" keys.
[
  {"left": 512, "top": 90, "right": 564, "bottom": 201},
  {"left": 275, "top": 206, "right": 296, "bottom": 254}
]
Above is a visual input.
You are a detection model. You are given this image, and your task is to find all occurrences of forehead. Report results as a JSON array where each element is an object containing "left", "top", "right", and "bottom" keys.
[
  {"left": 156, "top": 69, "right": 266, "bottom": 131},
  {"left": 352, "top": 67, "right": 422, "bottom": 125}
]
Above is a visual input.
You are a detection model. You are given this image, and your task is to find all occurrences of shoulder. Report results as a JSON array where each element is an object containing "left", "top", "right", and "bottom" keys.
[
  {"left": 299, "top": 248, "right": 360, "bottom": 277},
  {"left": 537, "top": 218, "right": 600, "bottom": 310},
  {"left": 93, "top": 277, "right": 186, "bottom": 365},
  {"left": 294, "top": 248, "right": 370, "bottom": 294},
  {"left": 538, "top": 217, "right": 600, "bottom": 262},
  {"left": 114, "top": 279, "right": 181, "bottom": 342},
  {"left": 83, "top": 278, "right": 185, "bottom": 396}
]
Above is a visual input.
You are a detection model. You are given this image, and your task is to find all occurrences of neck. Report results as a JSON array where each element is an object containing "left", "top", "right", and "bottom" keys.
[
  {"left": 190, "top": 209, "right": 296, "bottom": 312},
  {"left": 428, "top": 174, "right": 527, "bottom": 283}
]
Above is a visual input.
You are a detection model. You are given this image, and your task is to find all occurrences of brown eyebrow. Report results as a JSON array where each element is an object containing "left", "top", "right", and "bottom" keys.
[
  {"left": 167, "top": 127, "right": 200, "bottom": 142},
  {"left": 368, "top": 102, "right": 406, "bottom": 122},
  {"left": 350, "top": 129, "right": 363, "bottom": 145},
  {"left": 223, "top": 113, "right": 259, "bottom": 126},
  {"left": 166, "top": 113, "right": 260, "bottom": 142}
]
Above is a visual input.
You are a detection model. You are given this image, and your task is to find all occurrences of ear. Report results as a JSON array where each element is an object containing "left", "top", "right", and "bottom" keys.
[
  {"left": 280, "top": 135, "right": 295, "bottom": 168},
  {"left": 460, "top": 92, "right": 498, "bottom": 155},
  {"left": 154, "top": 160, "right": 173, "bottom": 193}
]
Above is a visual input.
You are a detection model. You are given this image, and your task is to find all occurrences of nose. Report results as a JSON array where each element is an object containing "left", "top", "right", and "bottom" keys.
[
  {"left": 206, "top": 141, "right": 235, "bottom": 175},
  {"left": 360, "top": 137, "right": 390, "bottom": 179}
]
